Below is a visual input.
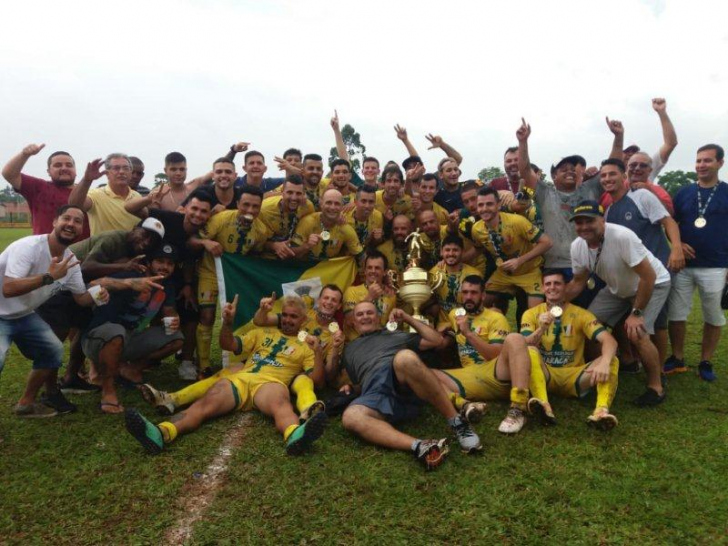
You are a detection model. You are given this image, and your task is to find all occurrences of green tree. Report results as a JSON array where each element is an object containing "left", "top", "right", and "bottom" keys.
[
  {"left": 329, "top": 124, "right": 366, "bottom": 173},
  {"left": 478, "top": 166, "right": 505, "bottom": 182},
  {"left": 657, "top": 170, "right": 696, "bottom": 197},
  {"left": 154, "top": 172, "right": 169, "bottom": 188}
]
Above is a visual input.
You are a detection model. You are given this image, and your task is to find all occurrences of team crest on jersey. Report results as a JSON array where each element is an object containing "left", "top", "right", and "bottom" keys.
[
  {"left": 625, "top": 212, "right": 633, "bottom": 221},
  {"left": 283, "top": 346, "right": 296, "bottom": 356}
]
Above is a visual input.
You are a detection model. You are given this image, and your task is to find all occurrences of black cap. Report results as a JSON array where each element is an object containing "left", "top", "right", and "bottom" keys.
[
  {"left": 149, "top": 243, "right": 179, "bottom": 261},
  {"left": 569, "top": 200, "right": 604, "bottom": 222},
  {"left": 402, "top": 155, "right": 423, "bottom": 170},
  {"left": 551, "top": 155, "right": 587, "bottom": 174}
]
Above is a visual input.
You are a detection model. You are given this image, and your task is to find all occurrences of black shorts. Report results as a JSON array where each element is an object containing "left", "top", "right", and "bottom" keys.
[{"left": 36, "top": 291, "right": 93, "bottom": 335}]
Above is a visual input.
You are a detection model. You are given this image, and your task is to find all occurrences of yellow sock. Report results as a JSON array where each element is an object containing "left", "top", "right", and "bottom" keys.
[
  {"left": 196, "top": 323, "right": 213, "bottom": 369},
  {"left": 448, "top": 392, "right": 467, "bottom": 411},
  {"left": 283, "top": 423, "right": 299, "bottom": 441},
  {"left": 596, "top": 356, "right": 620, "bottom": 409},
  {"left": 170, "top": 372, "right": 224, "bottom": 407},
  {"left": 528, "top": 347, "right": 550, "bottom": 403},
  {"left": 291, "top": 375, "right": 317, "bottom": 414},
  {"left": 510, "top": 388, "right": 529, "bottom": 410},
  {"left": 158, "top": 422, "right": 178, "bottom": 443}
]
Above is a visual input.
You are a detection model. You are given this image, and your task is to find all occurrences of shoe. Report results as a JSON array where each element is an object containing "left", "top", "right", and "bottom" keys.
[
  {"left": 413, "top": 438, "right": 450, "bottom": 470},
  {"left": 138, "top": 384, "right": 175, "bottom": 415},
  {"left": 178, "top": 361, "right": 198, "bottom": 381},
  {"left": 498, "top": 407, "right": 526, "bottom": 434},
  {"left": 299, "top": 400, "right": 325, "bottom": 423},
  {"left": 619, "top": 360, "right": 642, "bottom": 374},
  {"left": 125, "top": 409, "right": 164, "bottom": 455},
  {"left": 663, "top": 355, "right": 688, "bottom": 375},
  {"left": 586, "top": 407, "right": 618, "bottom": 431},
  {"left": 199, "top": 366, "right": 214, "bottom": 379},
  {"left": 527, "top": 398, "right": 557, "bottom": 426},
  {"left": 451, "top": 417, "right": 482, "bottom": 453},
  {"left": 698, "top": 361, "right": 716, "bottom": 382},
  {"left": 14, "top": 402, "right": 58, "bottom": 418},
  {"left": 633, "top": 388, "right": 666, "bottom": 407},
  {"left": 285, "top": 411, "right": 327, "bottom": 456},
  {"left": 324, "top": 390, "right": 358, "bottom": 417},
  {"left": 58, "top": 375, "right": 101, "bottom": 394},
  {"left": 460, "top": 401, "right": 487, "bottom": 424},
  {"left": 40, "top": 391, "right": 77, "bottom": 414}
]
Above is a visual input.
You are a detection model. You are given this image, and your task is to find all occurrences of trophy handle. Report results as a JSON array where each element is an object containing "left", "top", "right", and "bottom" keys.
[
  {"left": 386, "top": 269, "right": 400, "bottom": 291},
  {"left": 429, "top": 268, "right": 445, "bottom": 291}
]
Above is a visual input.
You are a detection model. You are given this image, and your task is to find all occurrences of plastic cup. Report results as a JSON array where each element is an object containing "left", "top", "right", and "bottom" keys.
[
  {"left": 87, "top": 285, "right": 106, "bottom": 306},
  {"left": 163, "top": 317, "right": 176, "bottom": 335}
]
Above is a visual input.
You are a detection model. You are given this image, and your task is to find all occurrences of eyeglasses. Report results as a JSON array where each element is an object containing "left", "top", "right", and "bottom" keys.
[
  {"left": 108, "top": 165, "right": 131, "bottom": 172},
  {"left": 628, "top": 162, "right": 651, "bottom": 170}
]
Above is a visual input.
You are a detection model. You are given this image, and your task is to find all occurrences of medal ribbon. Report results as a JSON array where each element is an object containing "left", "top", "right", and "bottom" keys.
[{"left": 697, "top": 184, "right": 718, "bottom": 219}]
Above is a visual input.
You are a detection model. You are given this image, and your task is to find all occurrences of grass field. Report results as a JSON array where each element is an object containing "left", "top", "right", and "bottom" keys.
[{"left": 0, "top": 227, "right": 726, "bottom": 545}]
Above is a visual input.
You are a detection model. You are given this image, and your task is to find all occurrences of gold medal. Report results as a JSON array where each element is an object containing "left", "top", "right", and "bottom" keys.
[
  {"left": 454, "top": 307, "right": 467, "bottom": 317},
  {"left": 320, "top": 230, "right": 331, "bottom": 241},
  {"left": 297, "top": 331, "right": 308, "bottom": 342},
  {"left": 587, "top": 277, "right": 596, "bottom": 290},
  {"left": 328, "top": 322, "right": 340, "bottom": 333},
  {"left": 386, "top": 321, "right": 398, "bottom": 332},
  {"left": 468, "top": 216, "right": 475, "bottom": 223},
  {"left": 550, "top": 305, "right": 563, "bottom": 318},
  {"left": 694, "top": 217, "right": 707, "bottom": 228},
  {"left": 242, "top": 214, "right": 254, "bottom": 223},
  {"left": 495, "top": 258, "right": 504, "bottom": 267}
]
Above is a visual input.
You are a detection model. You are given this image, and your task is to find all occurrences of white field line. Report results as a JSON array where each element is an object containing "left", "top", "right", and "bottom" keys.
[{"left": 164, "top": 414, "right": 252, "bottom": 545}]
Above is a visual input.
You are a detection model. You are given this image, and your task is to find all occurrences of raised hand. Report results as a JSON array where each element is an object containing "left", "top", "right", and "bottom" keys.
[
  {"left": 127, "top": 275, "right": 166, "bottom": 292},
  {"left": 331, "top": 109, "right": 340, "bottom": 132},
  {"left": 150, "top": 183, "right": 171, "bottom": 207},
  {"left": 124, "top": 255, "right": 148, "bottom": 274},
  {"left": 394, "top": 124, "right": 408, "bottom": 141},
  {"left": 232, "top": 142, "right": 251, "bottom": 153},
  {"left": 606, "top": 117, "right": 624, "bottom": 136},
  {"left": 425, "top": 134, "right": 443, "bottom": 150},
  {"left": 22, "top": 143, "right": 46, "bottom": 157},
  {"left": 516, "top": 117, "right": 531, "bottom": 142},
  {"left": 48, "top": 254, "right": 81, "bottom": 280},
  {"left": 367, "top": 282, "right": 384, "bottom": 301},
  {"left": 83, "top": 158, "right": 106, "bottom": 182},
  {"left": 454, "top": 313, "right": 469, "bottom": 333},
  {"left": 405, "top": 164, "right": 425, "bottom": 181},
  {"left": 651, "top": 98, "right": 667, "bottom": 113},
  {"left": 222, "top": 294, "right": 239, "bottom": 325},
  {"left": 260, "top": 291, "right": 276, "bottom": 312}
]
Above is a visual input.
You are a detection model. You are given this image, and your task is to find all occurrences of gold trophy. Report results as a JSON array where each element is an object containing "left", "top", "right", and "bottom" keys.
[{"left": 387, "top": 229, "right": 444, "bottom": 330}]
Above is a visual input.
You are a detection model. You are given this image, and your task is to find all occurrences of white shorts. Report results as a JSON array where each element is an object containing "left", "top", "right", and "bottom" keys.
[{"left": 667, "top": 268, "right": 728, "bottom": 326}]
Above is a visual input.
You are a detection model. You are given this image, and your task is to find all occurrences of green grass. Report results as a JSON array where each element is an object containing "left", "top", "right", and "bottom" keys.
[{"left": 0, "top": 227, "right": 727, "bottom": 545}]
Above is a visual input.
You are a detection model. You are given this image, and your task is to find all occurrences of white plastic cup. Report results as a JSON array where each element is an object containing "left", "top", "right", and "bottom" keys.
[
  {"left": 162, "top": 317, "right": 177, "bottom": 335},
  {"left": 87, "top": 285, "right": 106, "bottom": 306}
]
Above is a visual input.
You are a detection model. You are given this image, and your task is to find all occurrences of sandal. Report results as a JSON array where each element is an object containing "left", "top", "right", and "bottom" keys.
[{"left": 99, "top": 401, "right": 125, "bottom": 414}]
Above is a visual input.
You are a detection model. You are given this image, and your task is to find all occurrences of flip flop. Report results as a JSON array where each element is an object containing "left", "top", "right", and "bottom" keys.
[{"left": 99, "top": 401, "right": 124, "bottom": 414}]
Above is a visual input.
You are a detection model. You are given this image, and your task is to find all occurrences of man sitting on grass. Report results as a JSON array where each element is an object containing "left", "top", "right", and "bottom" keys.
[{"left": 125, "top": 294, "right": 328, "bottom": 456}]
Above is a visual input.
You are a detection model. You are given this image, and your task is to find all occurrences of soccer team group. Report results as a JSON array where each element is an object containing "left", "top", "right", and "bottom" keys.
[{"left": 1, "top": 100, "right": 726, "bottom": 469}]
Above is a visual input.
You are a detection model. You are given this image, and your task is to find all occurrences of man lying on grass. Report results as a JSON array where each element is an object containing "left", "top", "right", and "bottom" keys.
[
  {"left": 125, "top": 294, "right": 328, "bottom": 455},
  {"left": 331, "top": 302, "right": 482, "bottom": 471}
]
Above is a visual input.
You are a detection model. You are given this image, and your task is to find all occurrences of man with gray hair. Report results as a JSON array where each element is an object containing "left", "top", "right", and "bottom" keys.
[{"left": 69, "top": 153, "right": 142, "bottom": 235}]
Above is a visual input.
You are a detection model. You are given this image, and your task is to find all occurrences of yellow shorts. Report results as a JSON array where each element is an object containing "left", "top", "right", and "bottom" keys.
[
  {"left": 485, "top": 268, "right": 544, "bottom": 298},
  {"left": 197, "top": 275, "right": 219, "bottom": 308},
  {"left": 545, "top": 364, "right": 590, "bottom": 398},
  {"left": 227, "top": 372, "right": 287, "bottom": 411},
  {"left": 442, "top": 359, "right": 510, "bottom": 401}
]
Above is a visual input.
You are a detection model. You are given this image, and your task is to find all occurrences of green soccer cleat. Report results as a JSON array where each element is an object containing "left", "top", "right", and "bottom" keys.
[
  {"left": 125, "top": 408, "right": 164, "bottom": 455},
  {"left": 285, "top": 411, "right": 327, "bottom": 456}
]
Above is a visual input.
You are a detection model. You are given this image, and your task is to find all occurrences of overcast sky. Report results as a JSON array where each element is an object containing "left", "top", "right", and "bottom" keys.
[{"left": 1, "top": 0, "right": 727, "bottom": 187}]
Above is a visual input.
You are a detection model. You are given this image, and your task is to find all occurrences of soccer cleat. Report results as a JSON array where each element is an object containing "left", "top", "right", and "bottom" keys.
[
  {"left": 178, "top": 360, "right": 198, "bottom": 381},
  {"left": 619, "top": 360, "right": 642, "bottom": 374},
  {"left": 40, "top": 390, "right": 77, "bottom": 415},
  {"left": 663, "top": 355, "right": 688, "bottom": 375},
  {"left": 299, "top": 400, "right": 326, "bottom": 423},
  {"left": 698, "top": 361, "right": 716, "bottom": 382},
  {"left": 14, "top": 402, "right": 58, "bottom": 418},
  {"left": 451, "top": 417, "right": 483, "bottom": 453},
  {"left": 527, "top": 398, "right": 557, "bottom": 426},
  {"left": 125, "top": 409, "right": 164, "bottom": 455},
  {"left": 138, "top": 384, "right": 176, "bottom": 415},
  {"left": 285, "top": 411, "right": 327, "bottom": 456},
  {"left": 413, "top": 438, "right": 450, "bottom": 470},
  {"left": 58, "top": 375, "right": 101, "bottom": 394},
  {"left": 633, "top": 388, "right": 666, "bottom": 407},
  {"left": 587, "top": 407, "right": 618, "bottom": 431},
  {"left": 460, "top": 401, "right": 487, "bottom": 424},
  {"left": 498, "top": 407, "right": 526, "bottom": 434}
]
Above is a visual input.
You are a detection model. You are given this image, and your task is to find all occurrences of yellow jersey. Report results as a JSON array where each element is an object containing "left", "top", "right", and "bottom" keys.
[
  {"left": 430, "top": 263, "right": 481, "bottom": 315},
  {"left": 290, "top": 212, "right": 363, "bottom": 261},
  {"left": 258, "top": 195, "right": 315, "bottom": 240},
  {"left": 376, "top": 240, "right": 410, "bottom": 275},
  {"left": 446, "top": 308, "right": 510, "bottom": 367},
  {"left": 342, "top": 284, "right": 397, "bottom": 340},
  {"left": 233, "top": 327, "right": 315, "bottom": 384},
  {"left": 520, "top": 303, "right": 605, "bottom": 368},
  {"left": 470, "top": 212, "right": 544, "bottom": 276},
  {"left": 374, "top": 190, "right": 413, "bottom": 218},
  {"left": 343, "top": 208, "right": 384, "bottom": 247},
  {"left": 301, "top": 308, "right": 339, "bottom": 356},
  {"left": 197, "top": 211, "right": 271, "bottom": 279}
]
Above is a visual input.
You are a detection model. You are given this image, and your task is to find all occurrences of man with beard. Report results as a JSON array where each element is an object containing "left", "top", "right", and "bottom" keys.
[
  {"left": 343, "top": 251, "right": 397, "bottom": 341},
  {"left": 377, "top": 215, "right": 413, "bottom": 277},
  {"left": 260, "top": 175, "right": 315, "bottom": 260},
  {"left": 429, "top": 235, "right": 480, "bottom": 326},
  {"left": 326, "top": 159, "right": 356, "bottom": 205},
  {"left": 343, "top": 185, "right": 384, "bottom": 250},
  {"left": 488, "top": 147, "right": 521, "bottom": 194},
  {"left": 2, "top": 144, "right": 90, "bottom": 240},
  {"left": 375, "top": 166, "right": 413, "bottom": 221},
  {"left": 290, "top": 189, "right": 363, "bottom": 262},
  {"left": 193, "top": 185, "right": 270, "bottom": 377},
  {"left": 126, "top": 295, "right": 327, "bottom": 456},
  {"left": 412, "top": 174, "right": 449, "bottom": 225},
  {"left": 300, "top": 153, "right": 325, "bottom": 208},
  {"left": 433, "top": 276, "right": 532, "bottom": 434},
  {"left": 183, "top": 158, "right": 241, "bottom": 214}
]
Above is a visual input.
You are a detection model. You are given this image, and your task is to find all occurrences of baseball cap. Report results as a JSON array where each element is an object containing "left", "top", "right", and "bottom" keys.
[
  {"left": 149, "top": 243, "right": 178, "bottom": 261},
  {"left": 402, "top": 155, "right": 423, "bottom": 170},
  {"left": 623, "top": 144, "right": 640, "bottom": 154},
  {"left": 569, "top": 200, "right": 604, "bottom": 222},
  {"left": 551, "top": 155, "right": 587, "bottom": 174},
  {"left": 140, "top": 217, "right": 165, "bottom": 239}
]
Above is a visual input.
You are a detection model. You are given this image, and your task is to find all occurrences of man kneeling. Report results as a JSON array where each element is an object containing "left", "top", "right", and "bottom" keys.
[
  {"left": 125, "top": 295, "right": 327, "bottom": 455},
  {"left": 336, "top": 302, "right": 481, "bottom": 471}
]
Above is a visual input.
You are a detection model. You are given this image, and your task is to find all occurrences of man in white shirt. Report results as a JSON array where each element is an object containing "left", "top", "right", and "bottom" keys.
[{"left": 565, "top": 200, "right": 671, "bottom": 407}]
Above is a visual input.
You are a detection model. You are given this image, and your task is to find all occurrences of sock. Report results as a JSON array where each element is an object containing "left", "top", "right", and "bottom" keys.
[
  {"left": 447, "top": 415, "right": 462, "bottom": 428},
  {"left": 411, "top": 439, "right": 422, "bottom": 452},
  {"left": 596, "top": 356, "right": 620, "bottom": 410},
  {"left": 196, "top": 323, "right": 213, "bottom": 369},
  {"left": 448, "top": 392, "right": 467, "bottom": 411},
  {"left": 528, "top": 347, "right": 550, "bottom": 403},
  {"left": 283, "top": 423, "right": 299, "bottom": 441},
  {"left": 157, "top": 422, "right": 178, "bottom": 443},
  {"left": 291, "top": 375, "right": 317, "bottom": 414},
  {"left": 510, "top": 387, "right": 529, "bottom": 410},
  {"left": 170, "top": 371, "right": 225, "bottom": 407}
]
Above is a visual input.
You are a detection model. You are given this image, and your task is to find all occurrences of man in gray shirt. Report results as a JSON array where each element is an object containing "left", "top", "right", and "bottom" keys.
[{"left": 335, "top": 302, "right": 481, "bottom": 470}]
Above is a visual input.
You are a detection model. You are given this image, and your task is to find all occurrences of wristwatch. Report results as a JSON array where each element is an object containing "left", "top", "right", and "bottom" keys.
[
  {"left": 631, "top": 308, "right": 643, "bottom": 317},
  {"left": 41, "top": 273, "right": 54, "bottom": 286}
]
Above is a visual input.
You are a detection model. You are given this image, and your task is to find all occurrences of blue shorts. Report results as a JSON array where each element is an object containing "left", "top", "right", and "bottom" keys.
[
  {"left": 0, "top": 313, "right": 64, "bottom": 375},
  {"left": 351, "top": 363, "right": 424, "bottom": 423}
]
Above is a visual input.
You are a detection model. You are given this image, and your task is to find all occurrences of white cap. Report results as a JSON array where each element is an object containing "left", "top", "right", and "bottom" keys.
[{"left": 140, "top": 217, "right": 165, "bottom": 239}]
